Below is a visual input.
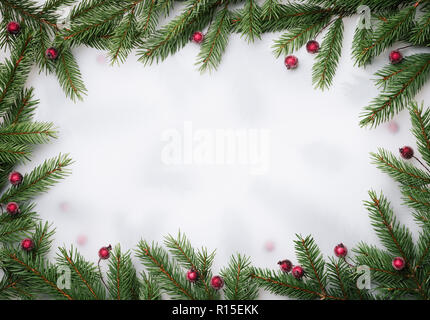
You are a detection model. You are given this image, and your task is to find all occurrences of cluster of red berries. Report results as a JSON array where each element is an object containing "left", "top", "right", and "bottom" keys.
[
  {"left": 283, "top": 40, "right": 319, "bottom": 70},
  {"left": 185, "top": 269, "right": 224, "bottom": 290},
  {"left": 278, "top": 260, "right": 304, "bottom": 279},
  {"left": 6, "top": 21, "right": 59, "bottom": 61},
  {"left": 4, "top": 171, "right": 23, "bottom": 217},
  {"left": 1, "top": 171, "right": 34, "bottom": 252}
]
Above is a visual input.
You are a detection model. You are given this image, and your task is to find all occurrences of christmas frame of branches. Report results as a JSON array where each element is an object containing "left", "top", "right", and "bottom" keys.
[{"left": 0, "top": 0, "right": 430, "bottom": 300}]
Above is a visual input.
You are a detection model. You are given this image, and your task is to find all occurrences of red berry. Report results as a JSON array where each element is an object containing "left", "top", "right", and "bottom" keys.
[
  {"left": 186, "top": 269, "right": 199, "bottom": 283},
  {"left": 334, "top": 243, "right": 348, "bottom": 258},
  {"left": 7, "top": 21, "right": 20, "bottom": 35},
  {"left": 9, "top": 171, "right": 23, "bottom": 186},
  {"left": 21, "top": 238, "right": 34, "bottom": 251},
  {"left": 278, "top": 259, "right": 292, "bottom": 273},
  {"left": 46, "top": 47, "right": 59, "bottom": 60},
  {"left": 292, "top": 265, "right": 304, "bottom": 279},
  {"left": 306, "top": 40, "right": 320, "bottom": 54},
  {"left": 210, "top": 275, "right": 224, "bottom": 290},
  {"left": 392, "top": 257, "right": 405, "bottom": 271},
  {"left": 191, "top": 31, "right": 204, "bottom": 44},
  {"left": 399, "top": 146, "right": 414, "bottom": 159},
  {"left": 98, "top": 245, "right": 111, "bottom": 259},
  {"left": 284, "top": 55, "right": 298, "bottom": 70},
  {"left": 6, "top": 202, "right": 20, "bottom": 216},
  {"left": 389, "top": 50, "right": 403, "bottom": 64}
]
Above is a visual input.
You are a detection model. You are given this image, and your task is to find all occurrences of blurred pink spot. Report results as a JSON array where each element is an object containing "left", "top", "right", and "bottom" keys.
[
  {"left": 96, "top": 54, "right": 107, "bottom": 65},
  {"left": 388, "top": 121, "right": 399, "bottom": 134},
  {"left": 77, "top": 234, "right": 87, "bottom": 246},
  {"left": 264, "top": 241, "right": 275, "bottom": 252},
  {"left": 59, "top": 201, "right": 70, "bottom": 212}
]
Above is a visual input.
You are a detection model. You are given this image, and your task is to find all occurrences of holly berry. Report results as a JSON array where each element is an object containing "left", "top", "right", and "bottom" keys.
[
  {"left": 278, "top": 259, "right": 292, "bottom": 273},
  {"left": 21, "top": 238, "right": 34, "bottom": 252},
  {"left": 98, "top": 245, "right": 112, "bottom": 259},
  {"left": 191, "top": 31, "right": 204, "bottom": 44},
  {"left": 6, "top": 202, "right": 20, "bottom": 216},
  {"left": 292, "top": 265, "right": 304, "bottom": 279},
  {"left": 392, "top": 257, "right": 406, "bottom": 271},
  {"left": 9, "top": 171, "right": 23, "bottom": 186},
  {"left": 284, "top": 55, "right": 299, "bottom": 70},
  {"left": 46, "top": 47, "right": 59, "bottom": 61},
  {"left": 186, "top": 269, "right": 199, "bottom": 283},
  {"left": 7, "top": 21, "right": 21, "bottom": 35},
  {"left": 334, "top": 243, "right": 348, "bottom": 258},
  {"left": 399, "top": 146, "right": 414, "bottom": 159},
  {"left": 210, "top": 275, "right": 224, "bottom": 290},
  {"left": 389, "top": 50, "right": 403, "bottom": 65},
  {"left": 306, "top": 40, "right": 320, "bottom": 54}
]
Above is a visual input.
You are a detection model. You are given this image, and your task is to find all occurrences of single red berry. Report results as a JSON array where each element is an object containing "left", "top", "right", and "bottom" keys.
[
  {"left": 7, "top": 21, "right": 21, "bottom": 35},
  {"left": 392, "top": 257, "right": 405, "bottom": 271},
  {"left": 306, "top": 40, "right": 320, "bottom": 54},
  {"left": 21, "top": 238, "right": 34, "bottom": 251},
  {"left": 399, "top": 146, "right": 414, "bottom": 159},
  {"left": 186, "top": 269, "right": 199, "bottom": 283},
  {"left": 389, "top": 50, "right": 403, "bottom": 64},
  {"left": 98, "top": 245, "right": 112, "bottom": 259},
  {"left": 46, "top": 47, "right": 59, "bottom": 60},
  {"left": 210, "top": 275, "right": 224, "bottom": 290},
  {"left": 292, "top": 265, "right": 304, "bottom": 279},
  {"left": 6, "top": 202, "right": 20, "bottom": 216},
  {"left": 284, "top": 55, "right": 299, "bottom": 70},
  {"left": 9, "top": 171, "right": 23, "bottom": 186},
  {"left": 191, "top": 31, "right": 204, "bottom": 44},
  {"left": 334, "top": 243, "right": 348, "bottom": 258},
  {"left": 278, "top": 259, "right": 293, "bottom": 273}
]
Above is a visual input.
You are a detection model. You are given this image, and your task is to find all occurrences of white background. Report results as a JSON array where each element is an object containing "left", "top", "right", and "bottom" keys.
[{"left": 10, "top": 10, "right": 430, "bottom": 297}]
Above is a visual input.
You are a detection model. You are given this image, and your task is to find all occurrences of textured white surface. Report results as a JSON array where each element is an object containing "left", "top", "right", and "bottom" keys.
[{"left": 15, "top": 16, "right": 430, "bottom": 291}]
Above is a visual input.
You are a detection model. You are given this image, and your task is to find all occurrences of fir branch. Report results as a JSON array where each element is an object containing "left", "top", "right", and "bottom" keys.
[
  {"left": 137, "top": 0, "right": 163, "bottom": 38},
  {"left": 0, "top": 251, "right": 74, "bottom": 300},
  {"left": 0, "top": 32, "right": 34, "bottom": 115},
  {"left": 0, "top": 122, "right": 57, "bottom": 145},
  {"left": 364, "top": 191, "right": 415, "bottom": 263},
  {"left": 107, "top": 245, "right": 140, "bottom": 300},
  {"left": 164, "top": 232, "right": 218, "bottom": 299},
  {"left": 0, "top": 0, "right": 59, "bottom": 31},
  {"left": 0, "top": 153, "right": 72, "bottom": 204},
  {"left": 1, "top": 88, "right": 38, "bottom": 126},
  {"left": 0, "top": 141, "right": 31, "bottom": 163},
  {"left": 312, "top": 17, "right": 344, "bottom": 90},
  {"left": 197, "top": 2, "right": 232, "bottom": 72},
  {"left": 52, "top": 47, "right": 87, "bottom": 101},
  {"left": 109, "top": 8, "right": 139, "bottom": 64},
  {"left": 294, "top": 235, "right": 328, "bottom": 297},
  {"left": 57, "top": 246, "right": 106, "bottom": 300},
  {"left": 410, "top": 10, "right": 430, "bottom": 45},
  {"left": 251, "top": 269, "right": 334, "bottom": 299},
  {"left": 221, "top": 254, "right": 258, "bottom": 300},
  {"left": 371, "top": 148, "right": 430, "bottom": 186},
  {"left": 360, "top": 54, "right": 430, "bottom": 127},
  {"left": 272, "top": 17, "right": 330, "bottom": 58},
  {"left": 355, "top": 6, "right": 416, "bottom": 66},
  {"left": 236, "top": 0, "right": 262, "bottom": 43},
  {"left": 0, "top": 204, "right": 37, "bottom": 243},
  {"left": 63, "top": 1, "right": 140, "bottom": 48},
  {"left": 410, "top": 102, "right": 430, "bottom": 166},
  {"left": 32, "top": 222, "right": 55, "bottom": 257},
  {"left": 260, "top": 3, "right": 332, "bottom": 33},
  {"left": 140, "top": 272, "right": 162, "bottom": 300},
  {"left": 136, "top": 240, "right": 197, "bottom": 300},
  {"left": 138, "top": 0, "right": 216, "bottom": 65}
]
